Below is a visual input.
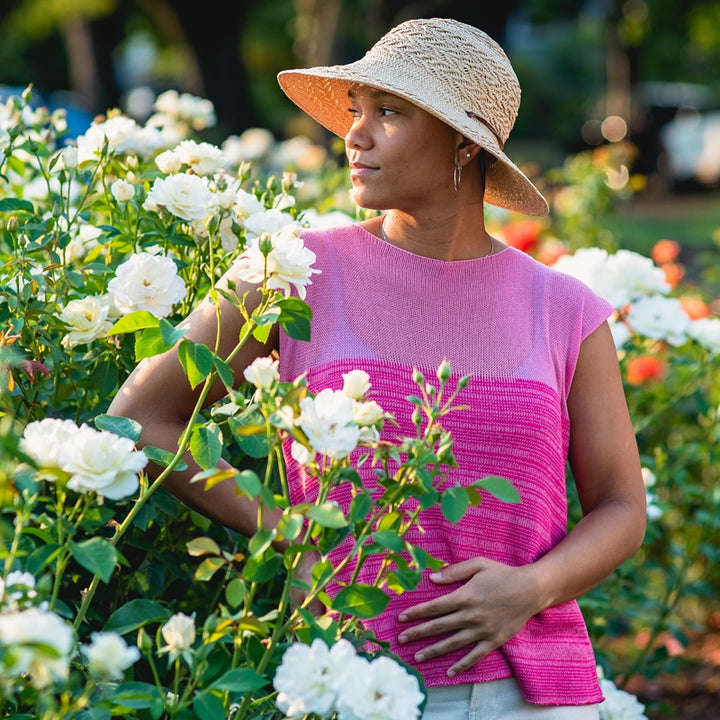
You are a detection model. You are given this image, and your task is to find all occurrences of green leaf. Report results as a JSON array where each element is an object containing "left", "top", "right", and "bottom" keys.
[
  {"left": 104, "top": 599, "right": 171, "bottom": 634},
  {"left": 349, "top": 492, "right": 372, "bottom": 523},
  {"left": 225, "top": 578, "right": 246, "bottom": 608},
  {"left": 332, "top": 584, "right": 390, "bottom": 618},
  {"left": 0, "top": 197, "right": 34, "bottom": 213},
  {"left": 213, "top": 356, "right": 235, "bottom": 389},
  {"left": 134, "top": 327, "right": 172, "bottom": 360},
  {"left": 213, "top": 667, "right": 267, "bottom": 692},
  {"left": 159, "top": 317, "right": 186, "bottom": 346},
  {"left": 186, "top": 537, "right": 221, "bottom": 557},
  {"left": 249, "top": 528, "right": 276, "bottom": 556},
  {"left": 306, "top": 502, "right": 348, "bottom": 529},
  {"left": 278, "top": 297, "right": 312, "bottom": 341},
  {"left": 69, "top": 537, "right": 118, "bottom": 583},
  {"left": 194, "top": 556, "right": 225, "bottom": 581},
  {"left": 190, "top": 423, "right": 223, "bottom": 470},
  {"left": 143, "top": 445, "right": 187, "bottom": 471},
  {"left": 193, "top": 692, "right": 226, "bottom": 720},
  {"left": 108, "top": 311, "right": 159, "bottom": 335},
  {"left": 441, "top": 485, "right": 469, "bottom": 523},
  {"left": 178, "top": 339, "right": 215, "bottom": 389},
  {"left": 372, "top": 530, "right": 402, "bottom": 552},
  {"left": 234, "top": 470, "right": 262, "bottom": 498},
  {"left": 473, "top": 476, "right": 521, "bottom": 504},
  {"left": 93, "top": 414, "right": 142, "bottom": 442},
  {"left": 109, "top": 682, "right": 163, "bottom": 711}
]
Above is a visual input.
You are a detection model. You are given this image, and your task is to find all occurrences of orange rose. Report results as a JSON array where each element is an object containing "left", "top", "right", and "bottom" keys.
[
  {"left": 662, "top": 262, "right": 685, "bottom": 289},
  {"left": 680, "top": 295, "right": 710, "bottom": 320},
  {"left": 502, "top": 219, "right": 543, "bottom": 254},
  {"left": 651, "top": 239, "right": 681, "bottom": 265},
  {"left": 626, "top": 355, "right": 666, "bottom": 386}
]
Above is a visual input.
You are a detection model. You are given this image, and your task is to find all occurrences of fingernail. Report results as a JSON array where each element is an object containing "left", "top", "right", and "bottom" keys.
[
  {"left": 429, "top": 572, "right": 442, "bottom": 581},
  {"left": 398, "top": 613, "right": 408, "bottom": 622},
  {"left": 415, "top": 652, "right": 425, "bottom": 662},
  {"left": 398, "top": 634, "right": 408, "bottom": 644},
  {"left": 447, "top": 669, "right": 456, "bottom": 677}
]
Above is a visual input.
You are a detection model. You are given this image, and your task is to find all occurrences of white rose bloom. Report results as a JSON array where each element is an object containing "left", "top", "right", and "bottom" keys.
[
  {"left": 608, "top": 317, "right": 632, "bottom": 349},
  {"left": 218, "top": 215, "right": 240, "bottom": 252},
  {"left": 233, "top": 189, "right": 265, "bottom": 221},
  {"left": 161, "top": 613, "right": 196, "bottom": 652},
  {"left": 60, "top": 145, "right": 78, "bottom": 169},
  {"left": 274, "top": 638, "right": 359, "bottom": 718},
  {"left": 155, "top": 149, "right": 183, "bottom": 174},
  {"left": 552, "top": 248, "right": 609, "bottom": 292},
  {"left": 353, "top": 400, "right": 384, "bottom": 427},
  {"left": 83, "top": 631, "right": 140, "bottom": 680},
  {"left": 144, "top": 172, "right": 213, "bottom": 222},
  {"left": 688, "top": 317, "right": 720, "bottom": 354},
  {"left": 243, "top": 357, "right": 279, "bottom": 390},
  {"left": 66, "top": 223, "right": 103, "bottom": 262},
  {"left": 342, "top": 370, "right": 371, "bottom": 400},
  {"left": 0, "top": 608, "right": 74, "bottom": 688},
  {"left": 302, "top": 208, "right": 355, "bottom": 228},
  {"left": 76, "top": 115, "right": 164, "bottom": 164},
  {"left": 21, "top": 418, "right": 81, "bottom": 472},
  {"left": 290, "top": 440, "right": 315, "bottom": 467},
  {"left": 173, "top": 139, "right": 226, "bottom": 175},
  {"left": 60, "top": 425, "right": 148, "bottom": 500},
  {"left": 108, "top": 252, "right": 186, "bottom": 317},
  {"left": 222, "top": 127, "right": 275, "bottom": 164},
  {"left": 598, "top": 677, "right": 648, "bottom": 719},
  {"left": 233, "top": 226, "right": 320, "bottom": 300},
  {"left": 242, "top": 208, "right": 302, "bottom": 240},
  {"left": 153, "top": 90, "right": 216, "bottom": 130},
  {"left": 111, "top": 178, "right": 135, "bottom": 203},
  {"left": 298, "top": 388, "right": 361, "bottom": 459},
  {"left": 600, "top": 250, "right": 670, "bottom": 308},
  {"left": 59, "top": 295, "right": 114, "bottom": 348},
  {"left": 626, "top": 296, "right": 690, "bottom": 346},
  {"left": 1, "top": 571, "right": 38, "bottom": 610},
  {"left": 335, "top": 654, "right": 424, "bottom": 720}
]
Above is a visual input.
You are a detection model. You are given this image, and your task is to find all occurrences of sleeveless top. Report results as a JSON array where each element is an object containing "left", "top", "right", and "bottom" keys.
[{"left": 278, "top": 225, "right": 612, "bottom": 705}]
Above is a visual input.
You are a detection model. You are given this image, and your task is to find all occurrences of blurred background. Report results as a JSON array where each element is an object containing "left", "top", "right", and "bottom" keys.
[{"left": 1, "top": 0, "right": 719, "bottom": 232}]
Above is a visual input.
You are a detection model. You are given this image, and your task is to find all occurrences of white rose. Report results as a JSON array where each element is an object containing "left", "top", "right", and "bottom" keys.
[
  {"left": 83, "top": 631, "right": 141, "bottom": 680},
  {"left": 242, "top": 208, "right": 302, "bottom": 240},
  {"left": 20, "top": 418, "right": 81, "bottom": 472},
  {"left": 153, "top": 90, "right": 216, "bottom": 130},
  {"left": 144, "top": 173, "right": 213, "bottom": 221},
  {"left": 173, "top": 139, "right": 226, "bottom": 175},
  {"left": 243, "top": 357, "right": 279, "bottom": 390},
  {"left": 0, "top": 571, "right": 38, "bottom": 610},
  {"left": 65, "top": 223, "right": 103, "bottom": 262},
  {"left": 60, "top": 145, "right": 78, "bottom": 169},
  {"left": 233, "top": 189, "right": 265, "bottom": 220},
  {"left": 626, "top": 295, "right": 690, "bottom": 346},
  {"left": 0, "top": 608, "right": 74, "bottom": 688},
  {"left": 290, "top": 440, "right": 316, "bottom": 467},
  {"left": 76, "top": 116, "right": 164, "bottom": 164},
  {"left": 342, "top": 370, "right": 371, "bottom": 400},
  {"left": 335, "top": 654, "right": 425, "bottom": 720},
  {"left": 111, "top": 178, "right": 135, "bottom": 203},
  {"left": 688, "top": 317, "right": 720, "bottom": 354},
  {"left": 353, "top": 400, "right": 384, "bottom": 427},
  {"left": 274, "top": 638, "right": 359, "bottom": 718},
  {"left": 155, "top": 149, "right": 183, "bottom": 174},
  {"left": 108, "top": 252, "right": 186, "bottom": 317},
  {"left": 218, "top": 215, "right": 240, "bottom": 252},
  {"left": 60, "top": 425, "right": 148, "bottom": 500},
  {"left": 59, "top": 295, "right": 114, "bottom": 348},
  {"left": 161, "top": 613, "right": 196, "bottom": 652},
  {"left": 298, "top": 388, "right": 361, "bottom": 459},
  {"left": 222, "top": 127, "right": 275, "bottom": 164},
  {"left": 233, "top": 226, "right": 320, "bottom": 300},
  {"left": 598, "top": 677, "right": 647, "bottom": 719}
]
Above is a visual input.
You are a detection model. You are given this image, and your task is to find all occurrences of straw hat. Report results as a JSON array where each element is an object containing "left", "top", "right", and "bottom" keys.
[{"left": 277, "top": 17, "right": 549, "bottom": 216}]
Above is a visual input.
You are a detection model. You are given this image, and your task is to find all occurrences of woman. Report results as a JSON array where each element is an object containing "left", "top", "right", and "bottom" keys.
[{"left": 109, "top": 17, "right": 646, "bottom": 719}]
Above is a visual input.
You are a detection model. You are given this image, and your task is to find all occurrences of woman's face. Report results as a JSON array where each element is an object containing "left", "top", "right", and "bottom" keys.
[{"left": 344, "top": 84, "right": 459, "bottom": 211}]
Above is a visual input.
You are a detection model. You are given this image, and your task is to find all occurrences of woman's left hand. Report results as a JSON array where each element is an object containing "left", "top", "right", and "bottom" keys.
[{"left": 397, "top": 557, "right": 542, "bottom": 677}]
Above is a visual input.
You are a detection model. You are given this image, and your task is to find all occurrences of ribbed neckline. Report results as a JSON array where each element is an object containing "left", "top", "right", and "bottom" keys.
[{"left": 354, "top": 223, "right": 512, "bottom": 266}]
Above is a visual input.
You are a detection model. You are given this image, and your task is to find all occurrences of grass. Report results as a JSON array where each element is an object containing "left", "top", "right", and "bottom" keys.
[{"left": 608, "top": 188, "right": 720, "bottom": 256}]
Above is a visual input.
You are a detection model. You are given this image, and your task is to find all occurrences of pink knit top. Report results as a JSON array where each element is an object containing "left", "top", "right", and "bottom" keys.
[{"left": 278, "top": 225, "right": 613, "bottom": 705}]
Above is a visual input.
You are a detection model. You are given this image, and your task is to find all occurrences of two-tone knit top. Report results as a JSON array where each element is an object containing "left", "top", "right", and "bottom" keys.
[{"left": 278, "top": 224, "right": 613, "bottom": 705}]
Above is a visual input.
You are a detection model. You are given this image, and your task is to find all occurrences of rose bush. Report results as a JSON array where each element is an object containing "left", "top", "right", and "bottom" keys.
[{"left": 1, "top": 86, "right": 717, "bottom": 719}]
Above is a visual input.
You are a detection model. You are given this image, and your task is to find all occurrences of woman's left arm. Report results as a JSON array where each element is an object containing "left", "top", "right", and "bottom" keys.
[{"left": 397, "top": 321, "right": 647, "bottom": 676}]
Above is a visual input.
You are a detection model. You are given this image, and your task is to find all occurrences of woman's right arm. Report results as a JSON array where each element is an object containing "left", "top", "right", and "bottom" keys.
[{"left": 107, "top": 268, "right": 280, "bottom": 537}]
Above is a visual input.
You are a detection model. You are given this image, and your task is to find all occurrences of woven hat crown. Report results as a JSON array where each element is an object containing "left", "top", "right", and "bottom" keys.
[{"left": 365, "top": 18, "right": 520, "bottom": 146}]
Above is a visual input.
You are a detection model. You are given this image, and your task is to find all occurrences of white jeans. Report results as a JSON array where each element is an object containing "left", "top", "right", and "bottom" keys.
[{"left": 422, "top": 678, "right": 600, "bottom": 720}]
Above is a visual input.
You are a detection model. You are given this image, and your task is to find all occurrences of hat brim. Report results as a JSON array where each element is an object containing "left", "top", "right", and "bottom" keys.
[{"left": 278, "top": 64, "right": 549, "bottom": 216}]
